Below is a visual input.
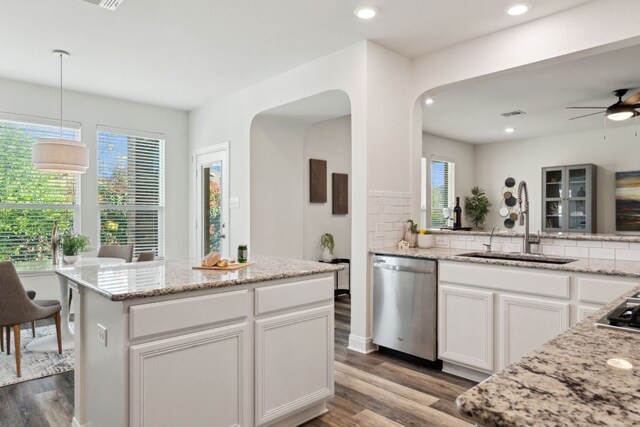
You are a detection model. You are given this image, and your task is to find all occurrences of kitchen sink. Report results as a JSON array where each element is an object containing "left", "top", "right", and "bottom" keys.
[{"left": 457, "top": 252, "right": 577, "bottom": 265}]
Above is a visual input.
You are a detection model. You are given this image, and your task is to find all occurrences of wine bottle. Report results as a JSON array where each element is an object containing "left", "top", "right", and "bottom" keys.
[{"left": 453, "top": 197, "right": 462, "bottom": 229}]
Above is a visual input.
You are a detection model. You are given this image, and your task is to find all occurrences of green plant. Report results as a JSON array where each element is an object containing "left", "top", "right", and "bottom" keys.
[
  {"left": 406, "top": 219, "right": 418, "bottom": 234},
  {"left": 464, "top": 186, "right": 492, "bottom": 229},
  {"left": 61, "top": 232, "right": 90, "bottom": 256},
  {"left": 320, "top": 233, "right": 335, "bottom": 254}
]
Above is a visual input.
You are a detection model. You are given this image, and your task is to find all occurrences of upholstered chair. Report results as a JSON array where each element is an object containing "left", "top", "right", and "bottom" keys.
[
  {"left": 136, "top": 251, "right": 155, "bottom": 262},
  {"left": 0, "top": 261, "right": 62, "bottom": 377},
  {"left": 97, "top": 244, "right": 134, "bottom": 263}
]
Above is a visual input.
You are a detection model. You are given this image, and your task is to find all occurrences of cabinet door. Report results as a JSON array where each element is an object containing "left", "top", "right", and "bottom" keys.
[
  {"left": 499, "top": 295, "right": 569, "bottom": 369},
  {"left": 566, "top": 165, "right": 590, "bottom": 232},
  {"left": 542, "top": 167, "right": 565, "bottom": 232},
  {"left": 255, "top": 304, "right": 333, "bottom": 426},
  {"left": 130, "top": 322, "right": 250, "bottom": 427},
  {"left": 438, "top": 285, "right": 494, "bottom": 372}
]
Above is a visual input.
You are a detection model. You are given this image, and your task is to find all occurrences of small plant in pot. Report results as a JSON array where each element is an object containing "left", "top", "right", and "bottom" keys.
[
  {"left": 464, "top": 186, "right": 492, "bottom": 230},
  {"left": 405, "top": 220, "right": 419, "bottom": 248},
  {"left": 320, "top": 233, "right": 335, "bottom": 262},
  {"left": 61, "top": 232, "right": 90, "bottom": 264}
]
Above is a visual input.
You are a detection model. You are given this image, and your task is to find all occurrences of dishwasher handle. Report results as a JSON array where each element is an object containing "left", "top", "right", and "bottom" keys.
[{"left": 373, "top": 262, "right": 435, "bottom": 275}]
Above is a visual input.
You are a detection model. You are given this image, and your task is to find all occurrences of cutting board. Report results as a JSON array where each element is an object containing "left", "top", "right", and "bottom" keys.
[{"left": 192, "top": 262, "right": 253, "bottom": 271}]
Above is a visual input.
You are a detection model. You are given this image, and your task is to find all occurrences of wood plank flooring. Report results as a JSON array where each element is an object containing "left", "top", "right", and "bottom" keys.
[
  {"left": 303, "top": 298, "right": 477, "bottom": 427},
  {"left": 0, "top": 298, "right": 475, "bottom": 426}
]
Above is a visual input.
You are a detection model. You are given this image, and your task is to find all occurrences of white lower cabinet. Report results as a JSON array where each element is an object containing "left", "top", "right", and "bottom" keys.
[
  {"left": 438, "top": 285, "right": 494, "bottom": 372},
  {"left": 498, "top": 295, "right": 569, "bottom": 369},
  {"left": 255, "top": 304, "right": 334, "bottom": 426},
  {"left": 130, "top": 322, "right": 250, "bottom": 427}
]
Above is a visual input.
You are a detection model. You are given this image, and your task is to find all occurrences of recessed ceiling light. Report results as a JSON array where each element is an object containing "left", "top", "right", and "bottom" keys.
[
  {"left": 425, "top": 98, "right": 434, "bottom": 105},
  {"left": 506, "top": 3, "right": 531, "bottom": 16},
  {"left": 505, "top": 127, "right": 515, "bottom": 133},
  {"left": 354, "top": 7, "right": 378, "bottom": 20}
]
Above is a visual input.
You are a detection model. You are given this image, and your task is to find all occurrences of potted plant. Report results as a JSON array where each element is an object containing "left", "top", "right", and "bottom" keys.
[
  {"left": 417, "top": 229, "right": 433, "bottom": 248},
  {"left": 464, "top": 186, "right": 492, "bottom": 230},
  {"left": 61, "top": 232, "right": 91, "bottom": 264},
  {"left": 320, "top": 233, "right": 335, "bottom": 262},
  {"left": 405, "top": 220, "right": 419, "bottom": 248}
]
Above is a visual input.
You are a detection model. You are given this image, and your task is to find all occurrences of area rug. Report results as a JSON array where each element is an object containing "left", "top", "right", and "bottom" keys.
[{"left": 0, "top": 325, "right": 74, "bottom": 387}]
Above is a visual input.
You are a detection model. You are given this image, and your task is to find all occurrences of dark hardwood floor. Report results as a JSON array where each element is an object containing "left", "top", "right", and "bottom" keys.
[{"left": 0, "top": 298, "right": 476, "bottom": 426}]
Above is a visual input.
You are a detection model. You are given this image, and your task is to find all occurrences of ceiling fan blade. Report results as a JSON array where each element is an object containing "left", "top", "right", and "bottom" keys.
[
  {"left": 621, "top": 92, "right": 640, "bottom": 106},
  {"left": 566, "top": 106, "right": 607, "bottom": 109},
  {"left": 569, "top": 111, "right": 605, "bottom": 120}
]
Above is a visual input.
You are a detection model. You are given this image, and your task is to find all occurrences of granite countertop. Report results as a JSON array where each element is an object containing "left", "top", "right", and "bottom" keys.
[
  {"left": 456, "top": 285, "right": 640, "bottom": 427},
  {"left": 371, "top": 247, "right": 640, "bottom": 278},
  {"left": 55, "top": 256, "right": 343, "bottom": 301}
]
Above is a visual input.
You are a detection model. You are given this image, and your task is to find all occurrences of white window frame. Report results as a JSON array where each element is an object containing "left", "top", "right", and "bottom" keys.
[
  {"left": 96, "top": 125, "right": 165, "bottom": 258},
  {"left": 0, "top": 112, "right": 82, "bottom": 263},
  {"left": 427, "top": 155, "right": 455, "bottom": 228}
]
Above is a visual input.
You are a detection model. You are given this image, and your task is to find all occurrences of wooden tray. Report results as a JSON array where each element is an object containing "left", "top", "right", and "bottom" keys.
[{"left": 192, "top": 262, "right": 253, "bottom": 271}]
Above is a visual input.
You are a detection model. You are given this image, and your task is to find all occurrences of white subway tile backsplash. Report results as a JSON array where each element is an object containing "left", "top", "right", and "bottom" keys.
[
  {"left": 615, "top": 249, "right": 640, "bottom": 262},
  {"left": 555, "top": 239, "right": 576, "bottom": 246},
  {"left": 602, "top": 241, "right": 630, "bottom": 249},
  {"left": 458, "top": 235, "right": 475, "bottom": 241},
  {"left": 542, "top": 245, "right": 565, "bottom": 256},
  {"left": 589, "top": 247, "right": 615, "bottom": 260},
  {"left": 630, "top": 243, "right": 640, "bottom": 250},
  {"left": 449, "top": 240, "right": 467, "bottom": 250},
  {"left": 435, "top": 237, "right": 450, "bottom": 248},
  {"left": 465, "top": 241, "right": 486, "bottom": 251},
  {"left": 564, "top": 246, "right": 589, "bottom": 258},
  {"left": 577, "top": 240, "right": 600, "bottom": 248}
]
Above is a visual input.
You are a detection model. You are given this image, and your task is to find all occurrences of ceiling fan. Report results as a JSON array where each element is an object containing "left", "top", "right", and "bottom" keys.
[{"left": 567, "top": 89, "right": 640, "bottom": 121}]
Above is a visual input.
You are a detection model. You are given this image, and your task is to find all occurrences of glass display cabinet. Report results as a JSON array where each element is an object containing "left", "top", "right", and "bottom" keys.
[{"left": 542, "top": 164, "right": 597, "bottom": 233}]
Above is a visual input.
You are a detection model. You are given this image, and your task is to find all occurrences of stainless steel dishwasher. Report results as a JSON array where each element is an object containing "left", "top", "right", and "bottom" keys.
[{"left": 372, "top": 255, "right": 437, "bottom": 361}]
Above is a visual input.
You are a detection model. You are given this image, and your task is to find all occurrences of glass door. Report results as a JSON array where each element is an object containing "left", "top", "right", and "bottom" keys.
[
  {"left": 567, "top": 166, "right": 588, "bottom": 232},
  {"left": 543, "top": 168, "right": 564, "bottom": 231},
  {"left": 195, "top": 144, "right": 229, "bottom": 259}
]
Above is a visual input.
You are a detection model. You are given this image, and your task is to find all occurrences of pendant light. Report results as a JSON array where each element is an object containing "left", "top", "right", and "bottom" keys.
[{"left": 32, "top": 50, "right": 89, "bottom": 174}]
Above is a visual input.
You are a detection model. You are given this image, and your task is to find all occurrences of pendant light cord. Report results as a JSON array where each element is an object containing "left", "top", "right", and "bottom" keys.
[{"left": 59, "top": 52, "right": 63, "bottom": 136}]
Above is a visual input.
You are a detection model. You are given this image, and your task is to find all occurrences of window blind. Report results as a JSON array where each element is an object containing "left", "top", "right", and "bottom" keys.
[
  {"left": 430, "top": 159, "right": 455, "bottom": 228},
  {"left": 97, "top": 127, "right": 164, "bottom": 258},
  {"left": 0, "top": 118, "right": 81, "bottom": 262}
]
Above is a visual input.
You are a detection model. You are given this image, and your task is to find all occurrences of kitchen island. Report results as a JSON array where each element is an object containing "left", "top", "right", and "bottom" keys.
[{"left": 59, "top": 256, "right": 343, "bottom": 427}]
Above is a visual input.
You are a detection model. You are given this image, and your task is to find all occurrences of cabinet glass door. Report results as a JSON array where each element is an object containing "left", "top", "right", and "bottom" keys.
[
  {"left": 544, "top": 169, "right": 564, "bottom": 230},
  {"left": 567, "top": 166, "right": 588, "bottom": 231}
]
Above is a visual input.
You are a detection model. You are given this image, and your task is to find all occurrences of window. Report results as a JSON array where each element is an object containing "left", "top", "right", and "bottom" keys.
[
  {"left": 0, "top": 116, "right": 80, "bottom": 262},
  {"left": 428, "top": 158, "right": 455, "bottom": 228},
  {"left": 97, "top": 127, "right": 164, "bottom": 258}
]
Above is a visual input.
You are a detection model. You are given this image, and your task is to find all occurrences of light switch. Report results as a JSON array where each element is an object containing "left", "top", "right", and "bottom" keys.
[{"left": 97, "top": 324, "right": 107, "bottom": 347}]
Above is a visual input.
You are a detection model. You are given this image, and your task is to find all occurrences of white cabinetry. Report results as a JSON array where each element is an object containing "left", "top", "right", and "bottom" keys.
[
  {"left": 498, "top": 295, "right": 569, "bottom": 369},
  {"left": 130, "top": 322, "right": 250, "bottom": 427},
  {"left": 438, "top": 261, "right": 638, "bottom": 381},
  {"left": 438, "top": 286, "right": 494, "bottom": 372}
]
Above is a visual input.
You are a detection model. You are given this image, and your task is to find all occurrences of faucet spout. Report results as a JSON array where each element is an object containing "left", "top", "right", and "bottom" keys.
[{"left": 517, "top": 181, "right": 531, "bottom": 254}]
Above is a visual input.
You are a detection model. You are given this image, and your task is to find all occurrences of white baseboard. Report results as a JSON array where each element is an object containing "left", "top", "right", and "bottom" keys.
[
  {"left": 442, "top": 361, "right": 491, "bottom": 383},
  {"left": 347, "top": 334, "right": 377, "bottom": 354}
]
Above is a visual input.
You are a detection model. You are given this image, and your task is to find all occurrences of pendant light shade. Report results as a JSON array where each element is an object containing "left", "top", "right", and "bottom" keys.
[{"left": 32, "top": 50, "right": 89, "bottom": 174}]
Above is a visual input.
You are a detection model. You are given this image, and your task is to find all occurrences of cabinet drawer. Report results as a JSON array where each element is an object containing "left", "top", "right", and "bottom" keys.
[
  {"left": 440, "top": 261, "right": 570, "bottom": 299},
  {"left": 130, "top": 290, "right": 249, "bottom": 340},
  {"left": 255, "top": 275, "right": 333, "bottom": 316},
  {"left": 577, "top": 276, "right": 637, "bottom": 304}
]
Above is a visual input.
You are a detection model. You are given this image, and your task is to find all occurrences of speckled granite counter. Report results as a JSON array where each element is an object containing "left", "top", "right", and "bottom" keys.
[
  {"left": 372, "top": 247, "right": 640, "bottom": 278},
  {"left": 456, "top": 284, "right": 640, "bottom": 427},
  {"left": 56, "top": 256, "right": 343, "bottom": 301},
  {"left": 432, "top": 229, "right": 640, "bottom": 243}
]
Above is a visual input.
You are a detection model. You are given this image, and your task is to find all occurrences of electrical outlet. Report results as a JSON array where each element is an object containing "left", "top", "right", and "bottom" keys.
[{"left": 97, "top": 324, "right": 107, "bottom": 347}]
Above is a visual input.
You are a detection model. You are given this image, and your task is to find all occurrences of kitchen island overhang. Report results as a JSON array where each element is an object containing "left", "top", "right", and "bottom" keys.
[{"left": 60, "top": 256, "right": 343, "bottom": 427}]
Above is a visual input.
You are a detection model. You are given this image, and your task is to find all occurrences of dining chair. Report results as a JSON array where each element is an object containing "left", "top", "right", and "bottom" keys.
[
  {"left": 0, "top": 261, "right": 62, "bottom": 377},
  {"left": 97, "top": 244, "right": 134, "bottom": 263},
  {"left": 136, "top": 251, "right": 155, "bottom": 262}
]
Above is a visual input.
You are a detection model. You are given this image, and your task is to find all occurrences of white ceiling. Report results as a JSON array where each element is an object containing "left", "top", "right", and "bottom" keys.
[
  {"left": 0, "top": 0, "right": 591, "bottom": 110},
  {"left": 422, "top": 43, "right": 640, "bottom": 144}
]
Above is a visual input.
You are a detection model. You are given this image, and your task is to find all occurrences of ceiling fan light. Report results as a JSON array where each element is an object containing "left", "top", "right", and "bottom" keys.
[
  {"left": 607, "top": 111, "right": 634, "bottom": 121},
  {"left": 33, "top": 139, "right": 89, "bottom": 173}
]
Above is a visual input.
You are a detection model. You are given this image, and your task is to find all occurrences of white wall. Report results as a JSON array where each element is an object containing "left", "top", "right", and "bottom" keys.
[
  {"left": 0, "top": 77, "right": 189, "bottom": 300},
  {"left": 475, "top": 125, "right": 639, "bottom": 234},
  {"left": 422, "top": 133, "right": 475, "bottom": 227},
  {"left": 250, "top": 116, "right": 306, "bottom": 258},
  {"left": 303, "top": 116, "right": 352, "bottom": 261}
]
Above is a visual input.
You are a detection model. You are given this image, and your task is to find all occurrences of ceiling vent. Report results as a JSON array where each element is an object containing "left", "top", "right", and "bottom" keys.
[
  {"left": 501, "top": 110, "right": 527, "bottom": 117},
  {"left": 81, "top": 0, "right": 124, "bottom": 11}
]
